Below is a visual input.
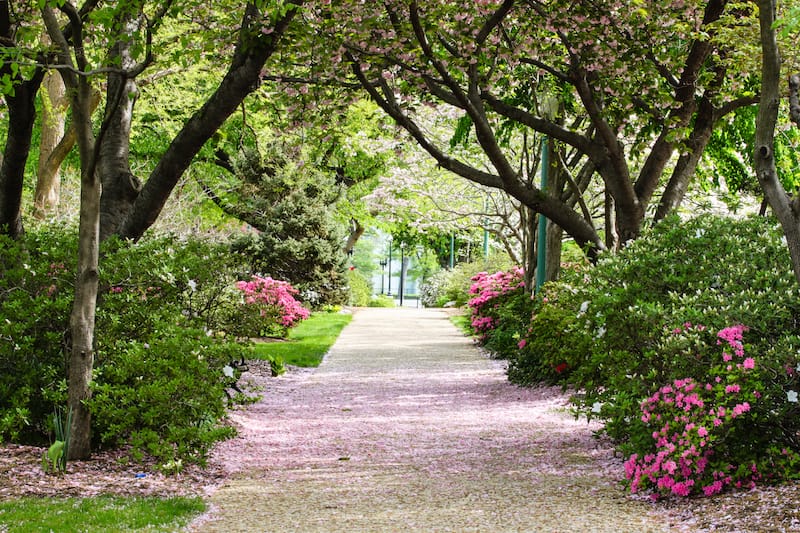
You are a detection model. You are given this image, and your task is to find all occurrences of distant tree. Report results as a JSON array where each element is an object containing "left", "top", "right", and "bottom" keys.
[{"left": 204, "top": 144, "right": 349, "bottom": 306}]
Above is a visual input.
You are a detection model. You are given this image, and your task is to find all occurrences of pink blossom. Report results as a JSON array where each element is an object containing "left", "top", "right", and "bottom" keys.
[
  {"left": 731, "top": 402, "right": 750, "bottom": 418},
  {"left": 742, "top": 358, "right": 755, "bottom": 370}
]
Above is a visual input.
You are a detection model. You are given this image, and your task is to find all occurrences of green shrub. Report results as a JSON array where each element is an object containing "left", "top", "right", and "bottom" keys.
[
  {"left": 419, "top": 258, "right": 515, "bottom": 308},
  {"left": 368, "top": 294, "right": 395, "bottom": 307},
  {"left": 346, "top": 268, "right": 372, "bottom": 306},
  {"left": 510, "top": 214, "right": 800, "bottom": 495},
  {"left": 509, "top": 278, "right": 592, "bottom": 384},
  {"left": 89, "top": 330, "right": 244, "bottom": 465},
  {"left": 0, "top": 229, "right": 254, "bottom": 464},
  {"left": 0, "top": 228, "right": 76, "bottom": 443}
]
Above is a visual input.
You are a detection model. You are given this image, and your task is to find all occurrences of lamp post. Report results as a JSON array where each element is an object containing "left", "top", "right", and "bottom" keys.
[
  {"left": 379, "top": 259, "right": 387, "bottom": 294},
  {"left": 387, "top": 238, "right": 393, "bottom": 296},
  {"left": 399, "top": 242, "right": 406, "bottom": 307}
]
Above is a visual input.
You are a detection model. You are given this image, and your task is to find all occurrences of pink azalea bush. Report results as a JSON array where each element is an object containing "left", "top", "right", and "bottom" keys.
[
  {"left": 467, "top": 267, "right": 525, "bottom": 335},
  {"left": 624, "top": 325, "right": 800, "bottom": 499},
  {"left": 234, "top": 275, "right": 310, "bottom": 337},
  {"left": 465, "top": 268, "right": 532, "bottom": 358}
]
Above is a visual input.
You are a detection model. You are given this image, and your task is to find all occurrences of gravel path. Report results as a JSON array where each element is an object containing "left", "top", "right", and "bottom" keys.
[{"left": 187, "top": 307, "right": 668, "bottom": 532}]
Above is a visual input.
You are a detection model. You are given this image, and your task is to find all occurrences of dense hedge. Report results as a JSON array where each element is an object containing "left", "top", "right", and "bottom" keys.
[
  {"left": 0, "top": 229, "right": 311, "bottom": 466},
  {"left": 465, "top": 214, "right": 800, "bottom": 497}
]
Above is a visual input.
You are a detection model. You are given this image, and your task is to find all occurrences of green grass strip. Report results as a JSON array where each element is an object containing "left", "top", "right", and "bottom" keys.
[
  {"left": 251, "top": 311, "right": 353, "bottom": 367},
  {"left": 0, "top": 496, "right": 204, "bottom": 532},
  {"left": 449, "top": 312, "right": 471, "bottom": 334}
]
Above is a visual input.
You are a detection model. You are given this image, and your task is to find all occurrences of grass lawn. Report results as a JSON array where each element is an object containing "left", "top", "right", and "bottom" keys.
[
  {"left": 251, "top": 311, "right": 353, "bottom": 367},
  {"left": 0, "top": 496, "right": 204, "bottom": 532},
  {"left": 449, "top": 312, "right": 470, "bottom": 333}
]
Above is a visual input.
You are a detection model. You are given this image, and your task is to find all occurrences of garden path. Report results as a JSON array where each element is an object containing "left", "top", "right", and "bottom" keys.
[{"left": 187, "top": 307, "right": 668, "bottom": 532}]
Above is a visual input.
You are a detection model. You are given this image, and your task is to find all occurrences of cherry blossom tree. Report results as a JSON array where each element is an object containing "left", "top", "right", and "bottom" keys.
[{"left": 284, "top": 0, "right": 758, "bottom": 259}]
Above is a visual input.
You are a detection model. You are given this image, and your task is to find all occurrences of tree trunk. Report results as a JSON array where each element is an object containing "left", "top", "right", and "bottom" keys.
[
  {"left": 117, "top": 2, "right": 302, "bottom": 241},
  {"left": 0, "top": 0, "right": 45, "bottom": 237},
  {"left": 604, "top": 188, "right": 618, "bottom": 250},
  {"left": 754, "top": 0, "right": 800, "bottom": 284},
  {"left": 344, "top": 219, "right": 364, "bottom": 254},
  {"left": 521, "top": 205, "right": 536, "bottom": 293},
  {"left": 98, "top": 11, "right": 143, "bottom": 241},
  {"left": 34, "top": 58, "right": 68, "bottom": 218},
  {"left": 0, "top": 78, "right": 43, "bottom": 237},
  {"left": 545, "top": 219, "right": 563, "bottom": 282},
  {"left": 653, "top": 97, "right": 716, "bottom": 223},
  {"left": 43, "top": 4, "right": 101, "bottom": 460},
  {"left": 35, "top": 89, "right": 102, "bottom": 221}
]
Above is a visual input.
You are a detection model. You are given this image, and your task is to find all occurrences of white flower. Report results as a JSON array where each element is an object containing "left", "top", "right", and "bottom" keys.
[
  {"left": 796, "top": 362, "right": 800, "bottom": 373},
  {"left": 223, "top": 365, "right": 235, "bottom": 378},
  {"left": 187, "top": 279, "right": 197, "bottom": 292},
  {"left": 788, "top": 390, "right": 798, "bottom": 403},
  {"left": 591, "top": 402, "right": 603, "bottom": 413},
  {"left": 578, "top": 301, "right": 590, "bottom": 316},
  {"left": 695, "top": 228, "right": 705, "bottom": 238},
  {"left": 595, "top": 326, "right": 606, "bottom": 339}
]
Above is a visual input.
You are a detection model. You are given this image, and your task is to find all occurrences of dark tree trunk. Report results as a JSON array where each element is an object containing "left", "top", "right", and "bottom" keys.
[
  {"left": 754, "top": 0, "right": 800, "bottom": 284},
  {"left": 99, "top": 11, "right": 142, "bottom": 241},
  {"left": 0, "top": 1, "right": 45, "bottom": 237},
  {"left": 0, "top": 77, "right": 44, "bottom": 237},
  {"left": 117, "top": 2, "right": 302, "bottom": 240}
]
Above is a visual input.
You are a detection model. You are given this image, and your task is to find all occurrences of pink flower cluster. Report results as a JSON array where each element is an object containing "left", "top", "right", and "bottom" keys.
[
  {"left": 625, "top": 325, "right": 762, "bottom": 499},
  {"left": 467, "top": 267, "right": 524, "bottom": 334},
  {"left": 235, "top": 275, "right": 310, "bottom": 328}
]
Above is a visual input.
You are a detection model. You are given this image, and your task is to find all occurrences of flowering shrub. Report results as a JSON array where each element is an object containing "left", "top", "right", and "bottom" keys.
[
  {"left": 466, "top": 267, "right": 533, "bottom": 357},
  {"left": 495, "top": 214, "right": 800, "bottom": 495},
  {"left": 233, "top": 275, "right": 310, "bottom": 338},
  {"left": 510, "top": 278, "right": 592, "bottom": 385},
  {"left": 1, "top": 230, "right": 254, "bottom": 464},
  {"left": 623, "top": 325, "right": 780, "bottom": 498},
  {"left": 419, "top": 258, "right": 516, "bottom": 308}
]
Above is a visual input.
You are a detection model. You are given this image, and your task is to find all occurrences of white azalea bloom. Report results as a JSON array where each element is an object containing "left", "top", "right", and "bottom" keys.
[
  {"left": 223, "top": 365, "right": 235, "bottom": 378},
  {"left": 788, "top": 390, "right": 798, "bottom": 403}
]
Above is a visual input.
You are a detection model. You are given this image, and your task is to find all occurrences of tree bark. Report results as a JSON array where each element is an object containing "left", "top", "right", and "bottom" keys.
[
  {"left": 754, "top": 0, "right": 800, "bottom": 284},
  {"left": 0, "top": 2, "right": 45, "bottom": 237},
  {"left": 43, "top": 3, "right": 101, "bottom": 460},
  {"left": 344, "top": 219, "right": 364, "bottom": 254},
  {"left": 34, "top": 68, "right": 68, "bottom": 219},
  {"left": 117, "top": 1, "right": 303, "bottom": 241},
  {"left": 98, "top": 10, "right": 143, "bottom": 241},
  {"left": 653, "top": 97, "right": 716, "bottom": 222},
  {"left": 0, "top": 77, "right": 44, "bottom": 237}
]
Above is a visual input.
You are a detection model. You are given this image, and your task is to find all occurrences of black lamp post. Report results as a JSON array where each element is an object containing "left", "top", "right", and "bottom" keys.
[{"left": 379, "top": 259, "right": 387, "bottom": 294}]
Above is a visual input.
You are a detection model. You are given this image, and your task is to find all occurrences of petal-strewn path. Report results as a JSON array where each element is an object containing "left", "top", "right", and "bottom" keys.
[{"left": 188, "top": 307, "right": 667, "bottom": 532}]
